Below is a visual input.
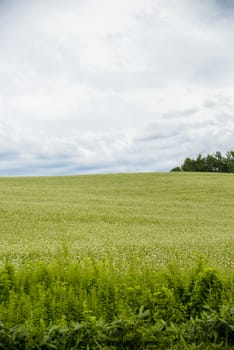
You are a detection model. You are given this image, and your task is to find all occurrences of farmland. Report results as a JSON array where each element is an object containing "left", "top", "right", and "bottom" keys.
[
  {"left": 0, "top": 172, "right": 233, "bottom": 270},
  {"left": 0, "top": 172, "right": 233, "bottom": 349}
]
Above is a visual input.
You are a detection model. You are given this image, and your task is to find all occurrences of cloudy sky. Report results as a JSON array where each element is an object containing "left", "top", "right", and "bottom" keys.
[{"left": 0, "top": 0, "right": 234, "bottom": 176}]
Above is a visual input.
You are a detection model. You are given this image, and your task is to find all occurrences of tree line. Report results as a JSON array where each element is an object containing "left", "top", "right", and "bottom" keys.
[{"left": 171, "top": 150, "right": 234, "bottom": 173}]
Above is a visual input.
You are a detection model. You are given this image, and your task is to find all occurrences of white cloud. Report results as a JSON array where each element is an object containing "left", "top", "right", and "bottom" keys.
[{"left": 0, "top": 0, "right": 234, "bottom": 175}]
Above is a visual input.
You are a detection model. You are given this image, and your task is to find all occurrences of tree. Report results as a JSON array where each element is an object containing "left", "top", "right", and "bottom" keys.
[
  {"left": 206, "top": 154, "right": 217, "bottom": 172},
  {"left": 170, "top": 150, "right": 234, "bottom": 173},
  {"left": 195, "top": 154, "right": 207, "bottom": 172},
  {"left": 181, "top": 157, "right": 196, "bottom": 171},
  {"left": 225, "top": 150, "right": 234, "bottom": 173},
  {"left": 170, "top": 166, "right": 181, "bottom": 172}
]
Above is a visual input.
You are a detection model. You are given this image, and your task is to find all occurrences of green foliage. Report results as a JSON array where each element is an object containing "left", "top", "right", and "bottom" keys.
[
  {"left": 188, "top": 267, "right": 223, "bottom": 316},
  {"left": 172, "top": 150, "right": 234, "bottom": 173},
  {"left": 170, "top": 167, "right": 182, "bottom": 172},
  {"left": 0, "top": 258, "right": 233, "bottom": 349},
  {"left": 0, "top": 263, "right": 14, "bottom": 302}
]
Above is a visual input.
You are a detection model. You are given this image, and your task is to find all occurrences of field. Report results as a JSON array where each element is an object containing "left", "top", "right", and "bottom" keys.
[
  {"left": 0, "top": 172, "right": 233, "bottom": 349},
  {"left": 0, "top": 172, "right": 234, "bottom": 269}
]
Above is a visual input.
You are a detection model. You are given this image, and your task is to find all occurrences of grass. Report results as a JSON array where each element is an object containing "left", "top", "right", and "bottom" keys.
[
  {"left": 0, "top": 172, "right": 233, "bottom": 349},
  {"left": 0, "top": 172, "right": 233, "bottom": 270},
  {"left": 0, "top": 257, "right": 233, "bottom": 349}
]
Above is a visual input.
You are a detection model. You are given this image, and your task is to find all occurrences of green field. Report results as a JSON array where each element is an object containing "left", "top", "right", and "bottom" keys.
[
  {"left": 0, "top": 172, "right": 233, "bottom": 269},
  {"left": 0, "top": 172, "right": 233, "bottom": 349}
]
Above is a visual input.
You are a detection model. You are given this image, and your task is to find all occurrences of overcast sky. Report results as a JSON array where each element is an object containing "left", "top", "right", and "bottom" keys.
[{"left": 0, "top": 0, "right": 234, "bottom": 176}]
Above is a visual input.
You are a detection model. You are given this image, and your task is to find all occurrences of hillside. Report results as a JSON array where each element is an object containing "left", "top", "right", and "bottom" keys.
[{"left": 0, "top": 172, "right": 233, "bottom": 271}]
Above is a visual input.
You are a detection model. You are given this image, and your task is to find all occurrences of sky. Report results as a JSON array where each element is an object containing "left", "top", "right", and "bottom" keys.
[{"left": 0, "top": 0, "right": 234, "bottom": 176}]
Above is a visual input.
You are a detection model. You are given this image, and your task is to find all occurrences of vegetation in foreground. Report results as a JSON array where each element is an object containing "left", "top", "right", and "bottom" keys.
[{"left": 0, "top": 256, "right": 233, "bottom": 349}]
